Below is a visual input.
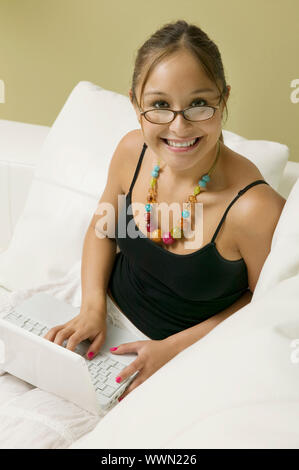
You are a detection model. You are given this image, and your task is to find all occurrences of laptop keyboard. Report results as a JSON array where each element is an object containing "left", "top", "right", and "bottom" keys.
[{"left": 2, "top": 310, "right": 128, "bottom": 399}]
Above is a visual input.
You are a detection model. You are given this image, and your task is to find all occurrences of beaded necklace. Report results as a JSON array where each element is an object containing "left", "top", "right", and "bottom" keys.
[{"left": 143, "top": 139, "right": 221, "bottom": 245}]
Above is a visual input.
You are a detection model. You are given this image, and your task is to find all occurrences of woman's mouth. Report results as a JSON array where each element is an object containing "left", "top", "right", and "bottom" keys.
[{"left": 161, "top": 137, "right": 202, "bottom": 152}]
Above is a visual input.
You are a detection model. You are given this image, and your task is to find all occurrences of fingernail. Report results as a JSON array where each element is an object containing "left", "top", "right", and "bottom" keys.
[
  {"left": 118, "top": 397, "right": 123, "bottom": 402},
  {"left": 115, "top": 376, "right": 122, "bottom": 383},
  {"left": 110, "top": 347, "right": 118, "bottom": 351},
  {"left": 87, "top": 351, "right": 94, "bottom": 359}
]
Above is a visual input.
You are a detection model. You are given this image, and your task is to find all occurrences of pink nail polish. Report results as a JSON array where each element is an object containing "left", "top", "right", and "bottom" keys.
[
  {"left": 115, "top": 376, "right": 122, "bottom": 383},
  {"left": 110, "top": 347, "right": 118, "bottom": 351},
  {"left": 87, "top": 351, "right": 94, "bottom": 359},
  {"left": 118, "top": 397, "right": 123, "bottom": 402}
]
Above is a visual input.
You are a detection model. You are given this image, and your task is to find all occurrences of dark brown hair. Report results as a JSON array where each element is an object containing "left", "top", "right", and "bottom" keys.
[{"left": 131, "top": 20, "right": 229, "bottom": 143}]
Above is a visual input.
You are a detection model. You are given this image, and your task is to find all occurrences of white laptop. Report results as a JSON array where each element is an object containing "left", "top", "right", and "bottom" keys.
[{"left": 0, "top": 292, "right": 144, "bottom": 416}]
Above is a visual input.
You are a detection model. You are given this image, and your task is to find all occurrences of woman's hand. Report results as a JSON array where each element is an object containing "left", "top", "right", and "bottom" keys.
[
  {"left": 43, "top": 305, "right": 107, "bottom": 359},
  {"left": 110, "top": 339, "right": 178, "bottom": 401}
]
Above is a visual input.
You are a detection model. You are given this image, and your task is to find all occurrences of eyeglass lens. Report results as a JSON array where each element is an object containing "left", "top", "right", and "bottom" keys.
[{"left": 144, "top": 106, "right": 214, "bottom": 123}]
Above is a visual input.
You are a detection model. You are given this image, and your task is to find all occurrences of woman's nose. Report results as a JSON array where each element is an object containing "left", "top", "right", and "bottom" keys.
[{"left": 168, "top": 113, "right": 193, "bottom": 134}]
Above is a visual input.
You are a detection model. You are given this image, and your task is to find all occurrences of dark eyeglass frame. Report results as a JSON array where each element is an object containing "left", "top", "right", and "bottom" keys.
[{"left": 133, "top": 92, "right": 224, "bottom": 125}]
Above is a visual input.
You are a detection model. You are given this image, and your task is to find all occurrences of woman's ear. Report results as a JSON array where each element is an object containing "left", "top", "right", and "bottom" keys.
[
  {"left": 224, "top": 85, "right": 231, "bottom": 103},
  {"left": 129, "top": 89, "right": 142, "bottom": 124},
  {"left": 220, "top": 85, "right": 231, "bottom": 119},
  {"left": 129, "top": 89, "right": 134, "bottom": 104}
]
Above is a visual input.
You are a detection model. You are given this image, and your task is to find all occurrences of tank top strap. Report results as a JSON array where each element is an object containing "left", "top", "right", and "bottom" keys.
[
  {"left": 128, "top": 142, "right": 148, "bottom": 194},
  {"left": 211, "top": 179, "right": 270, "bottom": 243}
]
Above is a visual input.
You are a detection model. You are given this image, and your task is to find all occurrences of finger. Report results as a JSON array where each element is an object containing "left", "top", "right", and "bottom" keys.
[
  {"left": 114, "top": 358, "right": 141, "bottom": 385},
  {"left": 119, "top": 376, "right": 143, "bottom": 401},
  {"left": 110, "top": 341, "right": 143, "bottom": 355},
  {"left": 53, "top": 327, "right": 74, "bottom": 347},
  {"left": 65, "top": 331, "right": 86, "bottom": 352},
  {"left": 43, "top": 325, "right": 66, "bottom": 342},
  {"left": 86, "top": 330, "right": 106, "bottom": 360}
]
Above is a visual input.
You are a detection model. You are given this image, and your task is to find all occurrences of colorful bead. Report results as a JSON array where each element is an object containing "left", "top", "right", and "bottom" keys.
[
  {"left": 151, "top": 170, "right": 159, "bottom": 178},
  {"left": 148, "top": 188, "right": 157, "bottom": 198},
  {"left": 146, "top": 222, "right": 156, "bottom": 232},
  {"left": 154, "top": 165, "right": 160, "bottom": 172},
  {"left": 150, "top": 177, "right": 157, "bottom": 188},
  {"left": 194, "top": 186, "right": 201, "bottom": 196},
  {"left": 188, "top": 195, "right": 197, "bottom": 203},
  {"left": 182, "top": 210, "right": 190, "bottom": 218},
  {"left": 162, "top": 232, "right": 175, "bottom": 245},
  {"left": 202, "top": 174, "right": 210, "bottom": 182},
  {"left": 198, "top": 179, "right": 207, "bottom": 188},
  {"left": 145, "top": 204, "right": 152, "bottom": 212},
  {"left": 171, "top": 227, "right": 182, "bottom": 239},
  {"left": 144, "top": 212, "right": 151, "bottom": 221},
  {"left": 151, "top": 228, "right": 162, "bottom": 243}
]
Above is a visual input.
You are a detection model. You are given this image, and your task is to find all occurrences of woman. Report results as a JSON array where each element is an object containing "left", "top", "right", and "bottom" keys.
[{"left": 44, "top": 20, "right": 286, "bottom": 402}]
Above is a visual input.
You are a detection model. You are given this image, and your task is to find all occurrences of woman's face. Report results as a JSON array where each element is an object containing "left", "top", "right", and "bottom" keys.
[{"left": 131, "top": 49, "right": 230, "bottom": 175}]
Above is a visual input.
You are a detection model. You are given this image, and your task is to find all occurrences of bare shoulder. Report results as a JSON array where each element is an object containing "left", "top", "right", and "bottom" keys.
[
  {"left": 226, "top": 150, "right": 287, "bottom": 293},
  {"left": 229, "top": 151, "right": 286, "bottom": 220},
  {"left": 232, "top": 180, "right": 286, "bottom": 238},
  {"left": 116, "top": 129, "right": 145, "bottom": 193},
  {"left": 224, "top": 147, "right": 286, "bottom": 218},
  {"left": 120, "top": 128, "right": 143, "bottom": 148}
]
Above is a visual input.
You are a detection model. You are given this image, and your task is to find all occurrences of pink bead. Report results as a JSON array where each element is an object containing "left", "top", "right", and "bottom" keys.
[
  {"left": 146, "top": 222, "right": 156, "bottom": 232},
  {"left": 162, "top": 232, "right": 175, "bottom": 244},
  {"left": 144, "top": 212, "right": 151, "bottom": 221}
]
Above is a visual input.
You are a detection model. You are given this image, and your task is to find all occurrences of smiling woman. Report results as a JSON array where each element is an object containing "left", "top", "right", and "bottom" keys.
[{"left": 45, "top": 20, "right": 286, "bottom": 403}]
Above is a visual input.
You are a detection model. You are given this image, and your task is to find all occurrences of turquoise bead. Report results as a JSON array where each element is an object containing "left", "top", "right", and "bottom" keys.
[
  {"left": 145, "top": 203, "right": 152, "bottom": 212},
  {"left": 202, "top": 174, "right": 210, "bottom": 182},
  {"left": 182, "top": 210, "right": 190, "bottom": 218},
  {"left": 154, "top": 165, "right": 160, "bottom": 172},
  {"left": 151, "top": 170, "right": 159, "bottom": 178},
  {"left": 198, "top": 179, "right": 207, "bottom": 188}
]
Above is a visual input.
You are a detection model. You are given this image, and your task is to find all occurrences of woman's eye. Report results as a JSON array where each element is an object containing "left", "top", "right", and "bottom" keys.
[
  {"left": 151, "top": 100, "right": 168, "bottom": 108},
  {"left": 192, "top": 99, "right": 207, "bottom": 106},
  {"left": 150, "top": 98, "right": 207, "bottom": 108}
]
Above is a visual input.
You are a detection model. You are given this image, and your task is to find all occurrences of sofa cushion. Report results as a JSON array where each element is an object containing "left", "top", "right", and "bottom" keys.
[
  {"left": 223, "top": 129, "right": 289, "bottom": 190},
  {"left": 0, "top": 81, "right": 139, "bottom": 290}
]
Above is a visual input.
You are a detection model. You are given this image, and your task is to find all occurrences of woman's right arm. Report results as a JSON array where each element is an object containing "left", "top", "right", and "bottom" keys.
[{"left": 43, "top": 131, "right": 134, "bottom": 357}]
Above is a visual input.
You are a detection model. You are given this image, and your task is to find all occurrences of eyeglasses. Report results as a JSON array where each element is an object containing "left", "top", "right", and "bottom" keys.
[
  {"left": 135, "top": 94, "right": 223, "bottom": 125},
  {"left": 140, "top": 105, "right": 220, "bottom": 124}
]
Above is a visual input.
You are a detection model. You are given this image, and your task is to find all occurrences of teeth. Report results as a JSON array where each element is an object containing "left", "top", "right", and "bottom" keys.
[{"left": 166, "top": 138, "right": 198, "bottom": 148}]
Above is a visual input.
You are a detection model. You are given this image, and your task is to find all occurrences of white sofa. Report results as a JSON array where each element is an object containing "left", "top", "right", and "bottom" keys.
[{"left": 0, "top": 81, "right": 299, "bottom": 449}]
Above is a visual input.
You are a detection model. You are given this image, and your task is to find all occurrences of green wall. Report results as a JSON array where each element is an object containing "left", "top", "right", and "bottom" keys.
[{"left": 0, "top": 0, "right": 298, "bottom": 162}]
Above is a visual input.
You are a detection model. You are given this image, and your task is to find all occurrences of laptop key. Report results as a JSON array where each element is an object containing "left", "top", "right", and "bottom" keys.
[
  {"left": 95, "top": 372, "right": 107, "bottom": 381},
  {"left": 95, "top": 382, "right": 106, "bottom": 391},
  {"left": 31, "top": 327, "right": 43, "bottom": 335},
  {"left": 10, "top": 318, "right": 24, "bottom": 327},
  {"left": 102, "top": 385, "right": 115, "bottom": 397},
  {"left": 105, "top": 358, "right": 117, "bottom": 367},
  {"left": 106, "top": 376, "right": 121, "bottom": 388},
  {"left": 109, "top": 366, "right": 123, "bottom": 376}
]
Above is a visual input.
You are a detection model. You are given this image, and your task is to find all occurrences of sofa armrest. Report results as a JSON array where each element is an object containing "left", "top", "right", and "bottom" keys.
[{"left": 0, "top": 120, "right": 50, "bottom": 253}]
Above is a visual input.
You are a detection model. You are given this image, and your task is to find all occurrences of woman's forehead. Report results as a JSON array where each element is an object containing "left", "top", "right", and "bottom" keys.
[{"left": 142, "top": 53, "right": 217, "bottom": 95}]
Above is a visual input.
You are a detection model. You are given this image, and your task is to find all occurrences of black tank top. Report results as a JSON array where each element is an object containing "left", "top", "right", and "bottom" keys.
[{"left": 108, "top": 142, "right": 269, "bottom": 340}]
